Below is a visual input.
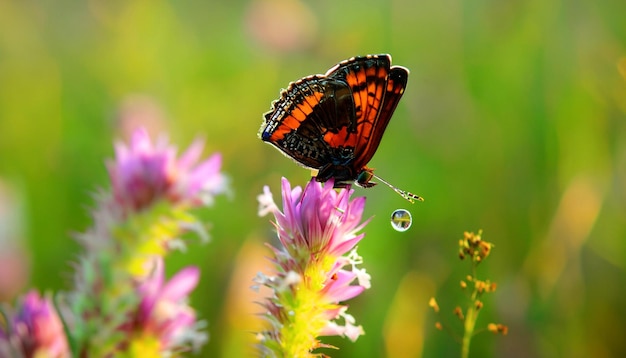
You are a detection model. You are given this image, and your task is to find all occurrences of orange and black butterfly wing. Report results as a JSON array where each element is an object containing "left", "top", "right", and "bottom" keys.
[
  {"left": 353, "top": 65, "right": 408, "bottom": 171},
  {"left": 326, "top": 54, "right": 408, "bottom": 171},
  {"left": 259, "top": 75, "right": 356, "bottom": 170}
]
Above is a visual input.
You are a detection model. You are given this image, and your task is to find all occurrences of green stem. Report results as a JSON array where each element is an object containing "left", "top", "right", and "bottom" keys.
[
  {"left": 461, "top": 265, "right": 479, "bottom": 358},
  {"left": 461, "top": 302, "right": 477, "bottom": 358}
]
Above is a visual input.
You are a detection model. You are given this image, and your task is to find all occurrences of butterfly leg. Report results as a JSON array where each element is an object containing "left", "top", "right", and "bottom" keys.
[{"left": 315, "top": 163, "right": 335, "bottom": 183}]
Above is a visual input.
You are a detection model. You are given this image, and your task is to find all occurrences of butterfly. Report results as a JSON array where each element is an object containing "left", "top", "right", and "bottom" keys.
[{"left": 259, "top": 54, "right": 422, "bottom": 203}]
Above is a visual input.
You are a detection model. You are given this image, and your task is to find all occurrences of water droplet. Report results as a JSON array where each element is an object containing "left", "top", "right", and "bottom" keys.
[{"left": 390, "top": 209, "right": 412, "bottom": 232}]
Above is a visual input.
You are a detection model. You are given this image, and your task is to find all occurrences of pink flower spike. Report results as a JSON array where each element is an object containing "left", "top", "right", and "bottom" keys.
[{"left": 256, "top": 177, "right": 372, "bottom": 355}]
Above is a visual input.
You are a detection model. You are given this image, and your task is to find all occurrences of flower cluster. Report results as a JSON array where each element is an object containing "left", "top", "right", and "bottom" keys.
[
  {"left": 255, "top": 178, "right": 371, "bottom": 356},
  {"left": 458, "top": 230, "right": 492, "bottom": 263}
]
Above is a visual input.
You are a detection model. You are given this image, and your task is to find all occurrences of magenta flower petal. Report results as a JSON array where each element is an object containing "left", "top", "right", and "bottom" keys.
[
  {"left": 159, "top": 266, "right": 201, "bottom": 302},
  {"left": 321, "top": 270, "right": 365, "bottom": 302},
  {"left": 177, "top": 138, "right": 205, "bottom": 171}
]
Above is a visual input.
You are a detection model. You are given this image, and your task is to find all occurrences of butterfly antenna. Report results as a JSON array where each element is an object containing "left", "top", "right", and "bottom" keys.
[{"left": 373, "top": 174, "right": 424, "bottom": 203}]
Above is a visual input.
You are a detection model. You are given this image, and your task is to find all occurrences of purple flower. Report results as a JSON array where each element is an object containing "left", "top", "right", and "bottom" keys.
[
  {"left": 255, "top": 178, "right": 371, "bottom": 355},
  {"left": 129, "top": 258, "right": 206, "bottom": 353},
  {"left": 0, "top": 290, "right": 70, "bottom": 358},
  {"left": 108, "top": 128, "right": 227, "bottom": 212}
]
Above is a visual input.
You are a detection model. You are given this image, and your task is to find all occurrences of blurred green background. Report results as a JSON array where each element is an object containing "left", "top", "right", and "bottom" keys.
[{"left": 1, "top": 0, "right": 625, "bottom": 357}]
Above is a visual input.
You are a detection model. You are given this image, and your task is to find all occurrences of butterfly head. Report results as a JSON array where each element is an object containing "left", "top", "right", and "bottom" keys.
[{"left": 355, "top": 168, "right": 376, "bottom": 188}]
